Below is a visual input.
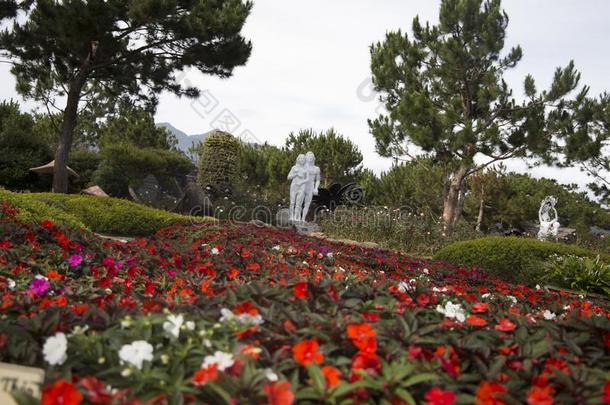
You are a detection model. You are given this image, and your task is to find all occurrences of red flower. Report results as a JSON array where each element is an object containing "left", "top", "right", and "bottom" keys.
[
  {"left": 351, "top": 352, "right": 381, "bottom": 379},
  {"left": 362, "top": 312, "right": 379, "bottom": 322},
  {"left": 466, "top": 315, "right": 488, "bottom": 327},
  {"left": 472, "top": 302, "right": 489, "bottom": 313},
  {"left": 292, "top": 339, "right": 324, "bottom": 366},
  {"left": 347, "top": 323, "right": 376, "bottom": 341},
  {"left": 41, "top": 219, "right": 55, "bottom": 229},
  {"left": 227, "top": 267, "right": 240, "bottom": 280},
  {"left": 264, "top": 381, "right": 295, "bottom": 405},
  {"left": 79, "top": 376, "right": 112, "bottom": 404},
  {"left": 603, "top": 381, "right": 610, "bottom": 404},
  {"left": 283, "top": 319, "right": 297, "bottom": 332},
  {"left": 321, "top": 365, "right": 341, "bottom": 388},
  {"left": 192, "top": 364, "right": 219, "bottom": 386},
  {"left": 494, "top": 318, "right": 516, "bottom": 332},
  {"left": 475, "top": 381, "right": 507, "bottom": 405},
  {"left": 293, "top": 282, "right": 309, "bottom": 299},
  {"left": 417, "top": 293, "right": 431, "bottom": 306},
  {"left": 234, "top": 301, "right": 258, "bottom": 316},
  {"left": 527, "top": 385, "right": 554, "bottom": 405},
  {"left": 42, "top": 379, "right": 83, "bottom": 405},
  {"left": 543, "top": 358, "right": 569, "bottom": 376},
  {"left": 424, "top": 387, "right": 457, "bottom": 405}
]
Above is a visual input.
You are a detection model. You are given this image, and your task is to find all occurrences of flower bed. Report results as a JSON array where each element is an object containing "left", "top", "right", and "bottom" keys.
[{"left": 0, "top": 200, "right": 609, "bottom": 404}]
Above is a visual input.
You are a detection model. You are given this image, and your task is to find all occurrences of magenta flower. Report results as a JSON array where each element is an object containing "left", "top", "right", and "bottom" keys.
[
  {"left": 28, "top": 276, "right": 50, "bottom": 296},
  {"left": 68, "top": 254, "right": 83, "bottom": 267}
]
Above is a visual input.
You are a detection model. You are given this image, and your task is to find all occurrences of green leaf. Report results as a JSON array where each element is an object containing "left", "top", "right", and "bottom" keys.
[{"left": 401, "top": 372, "right": 438, "bottom": 388}]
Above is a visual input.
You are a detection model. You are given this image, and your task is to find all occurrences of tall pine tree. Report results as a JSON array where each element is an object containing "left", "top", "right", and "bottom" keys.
[
  {"left": 369, "top": 0, "right": 593, "bottom": 233},
  {"left": 0, "top": 0, "right": 252, "bottom": 192}
]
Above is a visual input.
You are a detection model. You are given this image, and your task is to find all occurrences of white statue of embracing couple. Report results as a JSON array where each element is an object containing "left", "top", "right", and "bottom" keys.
[{"left": 288, "top": 151, "right": 321, "bottom": 223}]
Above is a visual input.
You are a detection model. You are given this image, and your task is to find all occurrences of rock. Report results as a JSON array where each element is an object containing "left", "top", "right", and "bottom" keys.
[{"left": 293, "top": 221, "right": 321, "bottom": 235}]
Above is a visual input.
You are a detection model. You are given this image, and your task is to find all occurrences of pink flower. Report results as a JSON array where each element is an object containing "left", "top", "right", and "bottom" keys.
[
  {"left": 68, "top": 254, "right": 83, "bottom": 267},
  {"left": 29, "top": 275, "right": 50, "bottom": 296}
]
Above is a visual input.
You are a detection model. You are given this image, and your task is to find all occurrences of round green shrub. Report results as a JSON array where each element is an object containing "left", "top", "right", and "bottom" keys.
[
  {"left": 198, "top": 131, "right": 240, "bottom": 192},
  {"left": 433, "top": 236, "right": 610, "bottom": 285}
]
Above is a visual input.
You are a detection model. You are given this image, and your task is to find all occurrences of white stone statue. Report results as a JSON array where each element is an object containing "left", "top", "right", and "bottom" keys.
[
  {"left": 537, "top": 196, "right": 560, "bottom": 240},
  {"left": 287, "top": 151, "right": 320, "bottom": 223},
  {"left": 288, "top": 154, "right": 308, "bottom": 221}
]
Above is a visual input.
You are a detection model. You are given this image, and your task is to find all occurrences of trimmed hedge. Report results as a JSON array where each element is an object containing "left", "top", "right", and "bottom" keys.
[
  {"left": 0, "top": 188, "right": 86, "bottom": 229},
  {"left": 0, "top": 189, "right": 208, "bottom": 236},
  {"left": 198, "top": 131, "right": 240, "bottom": 192},
  {"left": 433, "top": 236, "right": 610, "bottom": 285}
]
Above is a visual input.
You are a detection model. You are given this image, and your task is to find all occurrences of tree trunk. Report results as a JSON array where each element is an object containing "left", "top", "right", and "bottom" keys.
[
  {"left": 475, "top": 187, "right": 485, "bottom": 232},
  {"left": 52, "top": 41, "right": 98, "bottom": 193},
  {"left": 442, "top": 166, "right": 469, "bottom": 235}
]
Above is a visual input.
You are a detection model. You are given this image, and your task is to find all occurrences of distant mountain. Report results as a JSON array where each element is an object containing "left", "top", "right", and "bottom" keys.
[{"left": 156, "top": 122, "right": 210, "bottom": 154}]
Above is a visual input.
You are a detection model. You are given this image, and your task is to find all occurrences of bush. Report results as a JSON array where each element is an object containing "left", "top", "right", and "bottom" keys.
[
  {"left": 433, "top": 236, "right": 610, "bottom": 284},
  {"left": 93, "top": 143, "right": 195, "bottom": 198},
  {"left": 542, "top": 254, "right": 610, "bottom": 297},
  {"left": 0, "top": 189, "right": 207, "bottom": 235},
  {"left": 0, "top": 101, "right": 54, "bottom": 191},
  {"left": 67, "top": 149, "right": 102, "bottom": 193},
  {"left": 198, "top": 131, "right": 240, "bottom": 192}
]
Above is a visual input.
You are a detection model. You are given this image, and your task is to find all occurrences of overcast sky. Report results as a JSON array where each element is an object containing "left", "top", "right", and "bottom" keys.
[{"left": 2, "top": 0, "right": 609, "bottom": 190}]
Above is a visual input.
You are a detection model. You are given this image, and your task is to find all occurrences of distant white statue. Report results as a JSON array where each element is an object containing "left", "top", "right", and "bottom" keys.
[
  {"left": 288, "top": 154, "right": 308, "bottom": 221},
  {"left": 287, "top": 151, "right": 320, "bottom": 223},
  {"left": 538, "top": 196, "right": 560, "bottom": 240}
]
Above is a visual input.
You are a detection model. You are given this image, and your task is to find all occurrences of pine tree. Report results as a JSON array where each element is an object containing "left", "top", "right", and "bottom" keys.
[
  {"left": 369, "top": 0, "right": 592, "bottom": 233},
  {"left": 0, "top": 0, "right": 252, "bottom": 192}
]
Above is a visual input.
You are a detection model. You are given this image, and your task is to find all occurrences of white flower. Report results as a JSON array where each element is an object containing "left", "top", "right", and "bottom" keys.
[
  {"left": 163, "top": 314, "right": 184, "bottom": 339},
  {"left": 219, "top": 308, "right": 264, "bottom": 326},
  {"left": 543, "top": 310, "right": 557, "bottom": 320},
  {"left": 535, "top": 284, "right": 542, "bottom": 290},
  {"left": 272, "top": 245, "right": 281, "bottom": 251},
  {"left": 121, "top": 316, "right": 132, "bottom": 329},
  {"left": 481, "top": 293, "right": 492, "bottom": 299},
  {"left": 423, "top": 268, "right": 430, "bottom": 275},
  {"left": 436, "top": 301, "right": 466, "bottom": 323},
  {"left": 7, "top": 278, "right": 15, "bottom": 290},
  {"left": 506, "top": 295, "right": 517, "bottom": 304},
  {"left": 264, "top": 368, "right": 278, "bottom": 381},
  {"left": 185, "top": 321, "right": 196, "bottom": 331},
  {"left": 202, "top": 351, "right": 234, "bottom": 371},
  {"left": 119, "top": 341, "right": 154, "bottom": 370},
  {"left": 397, "top": 281, "right": 414, "bottom": 292},
  {"left": 211, "top": 247, "right": 219, "bottom": 255},
  {"left": 43, "top": 332, "right": 68, "bottom": 366},
  {"left": 326, "top": 252, "right": 334, "bottom": 259}
]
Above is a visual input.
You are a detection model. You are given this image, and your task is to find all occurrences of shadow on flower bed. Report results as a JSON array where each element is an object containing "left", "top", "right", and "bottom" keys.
[{"left": 0, "top": 200, "right": 609, "bottom": 404}]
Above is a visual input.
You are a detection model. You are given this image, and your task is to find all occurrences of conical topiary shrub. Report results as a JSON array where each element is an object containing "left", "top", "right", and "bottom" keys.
[{"left": 198, "top": 131, "right": 240, "bottom": 193}]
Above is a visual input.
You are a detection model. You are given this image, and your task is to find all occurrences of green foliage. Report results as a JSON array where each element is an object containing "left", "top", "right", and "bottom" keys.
[
  {"left": 542, "top": 255, "right": 610, "bottom": 298},
  {"left": 67, "top": 149, "right": 102, "bottom": 193},
  {"left": 99, "top": 103, "right": 177, "bottom": 150},
  {"left": 320, "top": 207, "right": 478, "bottom": 256},
  {"left": 434, "top": 236, "right": 610, "bottom": 285},
  {"left": 463, "top": 172, "right": 610, "bottom": 230},
  {"left": 198, "top": 131, "right": 240, "bottom": 192},
  {"left": 0, "top": 188, "right": 86, "bottom": 230},
  {"left": 235, "top": 129, "right": 365, "bottom": 202},
  {"left": 93, "top": 144, "right": 194, "bottom": 198},
  {"left": 0, "top": 0, "right": 252, "bottom": 192},
  {"left": 0, "top": 100, "right": 53, "bottom": 191},
  {"left": 0, "top": 188, "right": 206, "bottom": 235},
  {"left": 365, "top": 157, "right": 446, "bottom": 215},
  {"left": 369, "top": 0, "right": 594, "bottom": 229}
]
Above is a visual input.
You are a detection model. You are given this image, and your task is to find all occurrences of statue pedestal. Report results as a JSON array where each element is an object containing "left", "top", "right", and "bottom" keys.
[{"left": 292, "top": 221, "right": 320, "bottom": 235}]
